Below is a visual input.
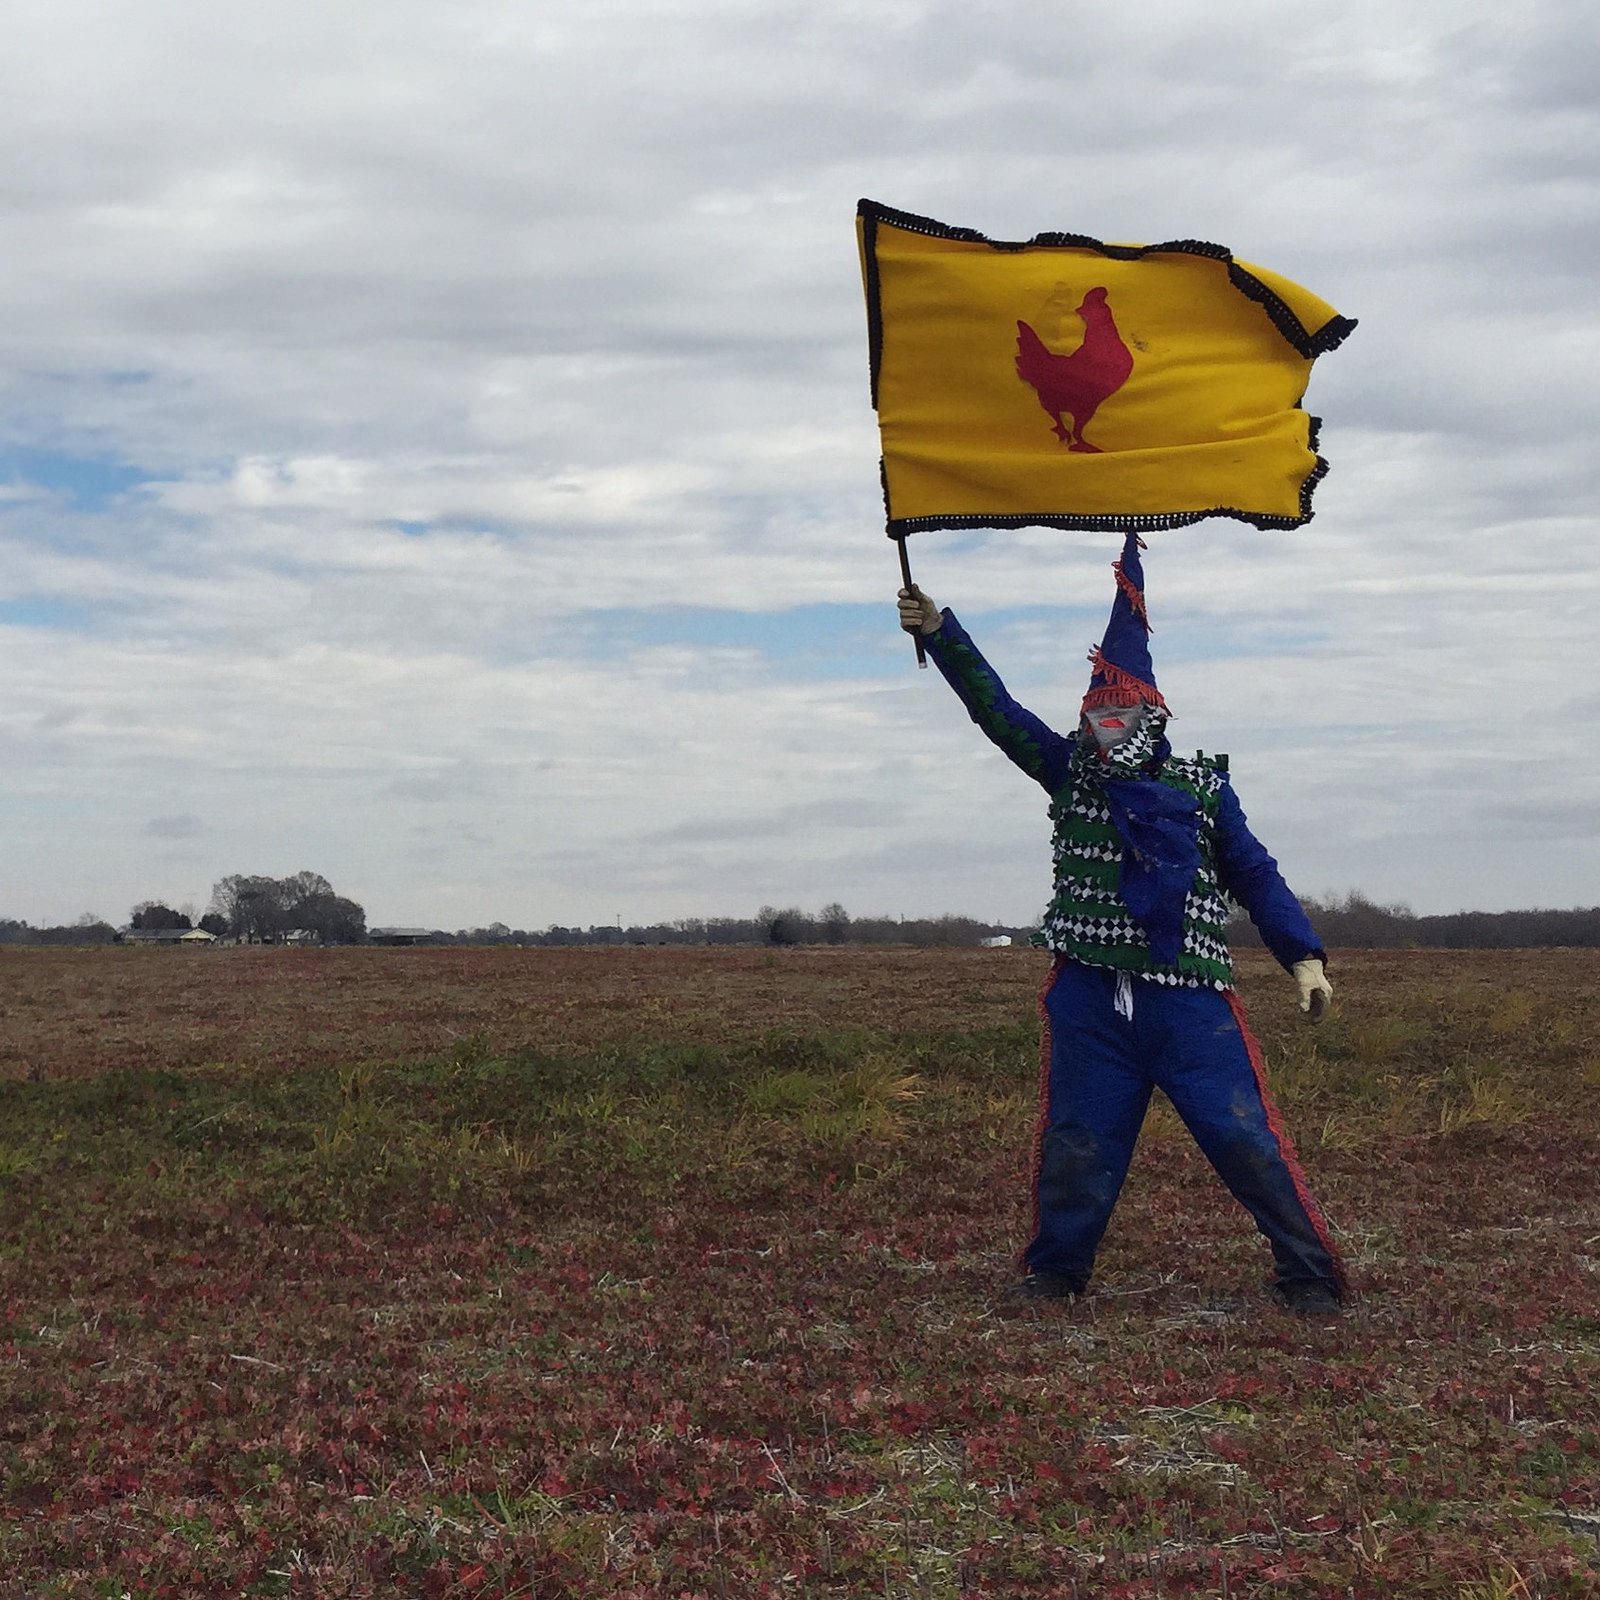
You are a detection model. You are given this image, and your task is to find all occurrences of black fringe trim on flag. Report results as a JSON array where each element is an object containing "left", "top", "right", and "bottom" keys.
[
  {"left": 886, "top": 504, "right": 1313, "bottom": 536},
  {"left": 856, "top": 199, "right": 1357, "bottom": 380},
  {"left": 883, "top": 423, "right": 1331, "bottom": 536},
  {"left": 859, "top": 206, "right": 885, "bottom": 411}
]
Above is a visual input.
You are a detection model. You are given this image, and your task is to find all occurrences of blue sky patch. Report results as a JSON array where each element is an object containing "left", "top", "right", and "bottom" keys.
[
  {"left": 1159, "top": 622, "right": 1330, "bottom": 664},
  {"left": 567, "top": 603, "right": 1107, "bottom": 680},
  {"left": 572, "top": 603, "right": 896, "bottom": 677},
  {"left": 0, "top": 598, "right": 95, "bottom": 631},
  {"left": 0, "top": 447, "right": 146, "bottom": 511}
]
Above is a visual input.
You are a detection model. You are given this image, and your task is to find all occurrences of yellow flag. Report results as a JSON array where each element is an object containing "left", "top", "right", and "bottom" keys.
[{"left": 858, "top": 200, "right": 1355, "bottom": 535}]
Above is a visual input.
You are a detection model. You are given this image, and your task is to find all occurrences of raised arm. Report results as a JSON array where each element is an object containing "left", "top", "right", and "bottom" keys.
[{"left": 898, "top": 586, "right": 1076, "bottom": 792}]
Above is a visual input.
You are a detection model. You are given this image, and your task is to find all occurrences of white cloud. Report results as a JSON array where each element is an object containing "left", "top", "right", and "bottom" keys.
[{"left": 2, "top": 0, "right": 1598, "bottom": 924}]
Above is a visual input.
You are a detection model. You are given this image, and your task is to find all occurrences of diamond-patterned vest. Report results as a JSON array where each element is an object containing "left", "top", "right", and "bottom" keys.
[{"left": 1039, "top": 752, "right": 1235, "bottom": 987}]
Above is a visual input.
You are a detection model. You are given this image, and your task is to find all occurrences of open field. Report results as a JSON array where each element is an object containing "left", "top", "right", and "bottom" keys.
[
  {"left": 0, "top": 945, "right": 1050, "bottom": 1085},
  {"left": 2, "top": 945, "right": 1598, "bottom": 1597}
]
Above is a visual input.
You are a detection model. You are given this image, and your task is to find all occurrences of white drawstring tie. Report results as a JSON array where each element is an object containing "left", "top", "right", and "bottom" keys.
[{"left": 1114, "top": 971, "right": 1134, "bottom": 1021}]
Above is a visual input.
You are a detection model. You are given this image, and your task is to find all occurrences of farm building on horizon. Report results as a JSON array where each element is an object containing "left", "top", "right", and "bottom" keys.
[{"left": 118, "top": 927, "right": 218, "bottom": 946}]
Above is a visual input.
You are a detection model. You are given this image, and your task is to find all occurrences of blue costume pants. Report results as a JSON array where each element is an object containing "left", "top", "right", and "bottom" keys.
[{"left": 1024, "top": 959, "right": 1344, "bottom": 1294}]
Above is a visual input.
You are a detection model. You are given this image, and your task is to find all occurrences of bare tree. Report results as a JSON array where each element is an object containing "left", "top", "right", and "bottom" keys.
[{"left": 208, "top": 872, "right": 366, "bottom": 944}]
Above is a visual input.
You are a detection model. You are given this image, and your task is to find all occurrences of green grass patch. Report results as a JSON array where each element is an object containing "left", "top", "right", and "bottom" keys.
[{"left": 0, "top": 1024, "right": 1037, "bottom": 1238}]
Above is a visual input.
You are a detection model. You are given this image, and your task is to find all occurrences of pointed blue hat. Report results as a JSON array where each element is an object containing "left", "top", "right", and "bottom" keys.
[{"left": 1083, "top": 531, "right": 1167, "bottom": 712}]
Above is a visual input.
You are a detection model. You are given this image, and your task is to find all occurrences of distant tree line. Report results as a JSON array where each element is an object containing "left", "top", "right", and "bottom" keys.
[
  {"left": 0, "top": 915, "right": 118, "bottom": 946},
  {"left": 120, "top": 874, "right": 367, "bottom": 945},
  {"left": 1230, "top": 891, "right": 1600, "bottom": 950},
  {"left": 0, "top": 873, "right": 366, "bottom": 947},
  {"left": 438, "top": 894, "right": 1600, "bottom": 952},
  {"left": 433, "top": 904, "right": 1037, "bottom": 948},
  {"left": 7, "top": 888, "right": 1600, "bottom": 950}
]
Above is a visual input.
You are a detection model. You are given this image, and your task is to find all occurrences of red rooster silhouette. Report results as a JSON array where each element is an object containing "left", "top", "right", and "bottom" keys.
[{"left": 1014, "top": 287, "right": 1133, "bottom": 452}]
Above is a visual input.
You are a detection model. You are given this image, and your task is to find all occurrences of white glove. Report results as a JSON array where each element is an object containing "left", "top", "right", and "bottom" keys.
[
  {"left": 897, "top": 585, "right": 943, "bottom": 636},
  {"left": 1293, "top": 958, "right": 1333, "bottom": 1021}
]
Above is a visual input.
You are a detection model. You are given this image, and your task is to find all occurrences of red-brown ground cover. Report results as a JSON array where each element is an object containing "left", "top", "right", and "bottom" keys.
[
  {"left": 0, "top": 944, "right": 1041, "bottom": 1083},
  {"left": 1, "top": 945, "right": 1597, "bottom": 1597}
]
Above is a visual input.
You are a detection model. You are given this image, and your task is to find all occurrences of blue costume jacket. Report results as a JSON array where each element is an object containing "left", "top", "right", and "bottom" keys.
[{"left": 925, "top": 611, "right": 1324, "bottom": 984}]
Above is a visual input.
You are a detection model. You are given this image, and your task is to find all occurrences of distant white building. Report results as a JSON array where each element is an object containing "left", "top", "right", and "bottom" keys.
[
  {"left": 121, "top": 927, "right": 212, "bottom": 946},
  {"left": 980, "top": 935, "right": 1013, "bottom": 948}
]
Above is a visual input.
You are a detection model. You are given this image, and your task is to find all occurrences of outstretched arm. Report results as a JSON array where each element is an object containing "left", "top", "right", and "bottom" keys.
[
  {"left": 898, "top": 586, "right": 1077, "bottom": 792},
  {"left": 1212, "top": 780, "right": 1332, "bottom": 1015}
]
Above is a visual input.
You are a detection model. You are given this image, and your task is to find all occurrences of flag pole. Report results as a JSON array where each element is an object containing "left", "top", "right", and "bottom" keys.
[{"left": 893, "top": 531, "right": 928, "bottom": 669}]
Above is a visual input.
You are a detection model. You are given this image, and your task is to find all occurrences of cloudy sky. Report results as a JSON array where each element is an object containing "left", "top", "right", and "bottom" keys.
[{"left": 2, "top": 0, "right": 1596, "bottom": 931}]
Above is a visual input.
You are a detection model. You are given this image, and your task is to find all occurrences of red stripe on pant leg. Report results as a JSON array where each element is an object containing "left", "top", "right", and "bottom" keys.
[
  {"left": 1223, "top": 987, "right": 1349, "bottom": 1295},
  {"left": 1020, "top": 954, "right": 1066, "bottom": 1272}
]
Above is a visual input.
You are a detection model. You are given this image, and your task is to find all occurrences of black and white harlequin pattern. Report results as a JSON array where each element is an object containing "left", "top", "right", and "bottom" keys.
[{"left": 1040, "top": 749, "right": 1235, "bottom": 990}]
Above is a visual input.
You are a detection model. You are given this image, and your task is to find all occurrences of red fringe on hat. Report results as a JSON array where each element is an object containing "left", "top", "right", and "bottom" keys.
[
  {"left": 1111, "top": 558, "right": 1150, "bottom": 629},
  {"left": 1081, "top": 648, "right": 1168, "bottom": 711}
]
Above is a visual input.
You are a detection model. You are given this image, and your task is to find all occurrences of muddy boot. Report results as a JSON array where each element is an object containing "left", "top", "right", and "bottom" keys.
[
  {"left": 1002, "top": 1271, "right": 1085, "bottom": 1302},
  {"left": 1274, "top": 1279, "right": 1343, "bottom": 1316}
]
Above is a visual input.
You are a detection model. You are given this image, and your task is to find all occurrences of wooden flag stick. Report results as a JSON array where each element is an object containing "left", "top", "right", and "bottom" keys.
[{"left": 893, "top": 532, "right": 928, "bottom": 669}]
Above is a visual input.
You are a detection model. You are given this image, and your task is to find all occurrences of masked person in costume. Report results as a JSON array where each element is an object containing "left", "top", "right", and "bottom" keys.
[{"left": 897, "top": 534, "right": 1345, "bottom": 1315}]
